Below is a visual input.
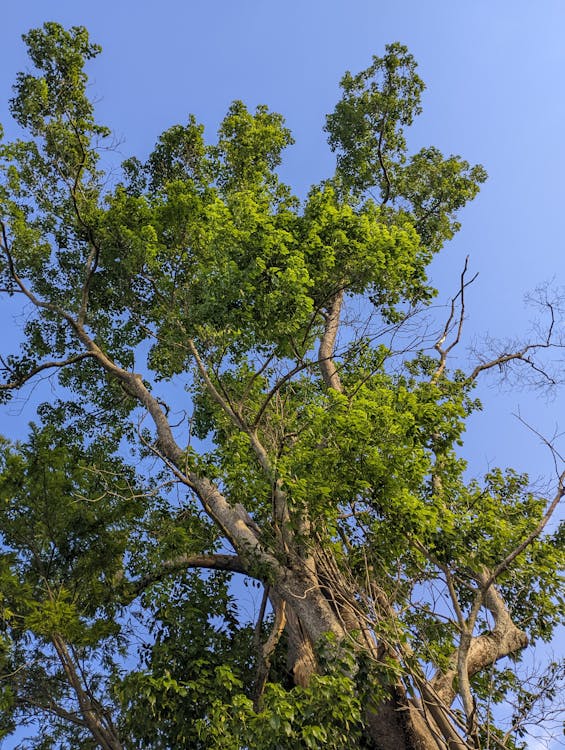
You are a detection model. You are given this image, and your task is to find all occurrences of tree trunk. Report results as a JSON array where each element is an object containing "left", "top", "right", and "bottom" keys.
[{"left": 268, "top": 548, "right": 451, "bottom": 750}]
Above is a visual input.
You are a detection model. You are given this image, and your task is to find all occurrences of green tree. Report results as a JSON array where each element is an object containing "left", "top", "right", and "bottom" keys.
[{"left": 0, "top": 23, "right": 563, "bottom": 749}]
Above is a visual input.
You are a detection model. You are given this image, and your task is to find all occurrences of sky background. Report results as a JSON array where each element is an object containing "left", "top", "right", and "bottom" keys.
[{"left": 1, "top": 2, "right": 564, "bottom": 747}]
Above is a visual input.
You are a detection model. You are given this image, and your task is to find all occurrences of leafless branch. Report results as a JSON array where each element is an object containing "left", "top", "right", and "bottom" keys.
[
  {"left": 16, "top": 696, "right": 88, "bottom": 729},
  {"left": 432, "top": 256, "right": 478, "bottom": 384},
  {"left": 468, "top": 294, "right": 563, "bottom": 387}
]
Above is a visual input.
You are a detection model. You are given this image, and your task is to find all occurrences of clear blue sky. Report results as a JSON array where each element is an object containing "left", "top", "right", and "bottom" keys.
[{"left": 0, "top": 2, "right": 564, "bottom": 747}]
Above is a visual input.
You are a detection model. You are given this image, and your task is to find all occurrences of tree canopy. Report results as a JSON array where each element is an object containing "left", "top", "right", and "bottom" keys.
[{"left": 0, "top": 23, "right": 563, "bottom": 750}]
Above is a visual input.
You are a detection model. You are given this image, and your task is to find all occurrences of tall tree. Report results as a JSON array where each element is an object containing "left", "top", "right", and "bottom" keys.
[{"left": 0, "top": 23, "right": 563, "bottom": 749}]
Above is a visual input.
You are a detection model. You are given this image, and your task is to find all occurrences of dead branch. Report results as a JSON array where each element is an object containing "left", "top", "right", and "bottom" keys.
[
  {"left": 468, "top": 295, "right": 563, "bottom": 387},
  {"left": 432, "top": 256, "right": 478, "bottom": 384}
]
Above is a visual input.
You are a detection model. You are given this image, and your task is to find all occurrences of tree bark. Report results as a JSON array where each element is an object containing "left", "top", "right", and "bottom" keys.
[{"left": 319, "top": 289, "right": 344, "bottom": 392}]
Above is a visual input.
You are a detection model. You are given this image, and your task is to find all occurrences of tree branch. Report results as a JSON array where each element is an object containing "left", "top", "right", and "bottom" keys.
[
  {"left": 187, "top": 337, "right": 292, "bottom": 548},
  {"left": 431, "top": 579, "right": 528, "bottom": 708},
  {"left": 318, "top": 288, "right": 344, "bottom": 392},
  {"left": 131, "top": 553, "right": 249, "bottom": 595},
  {"left": 431, "top": 256, "right": 478, "bottom": 384},
  {"left": 51, "top": 633, "right": 122, "bottom": 750},
  {"left": 487, "top": 468, "right": 565, "bottom": 588},
  {"left": 468, "top": 297, "right": 562, "bottom": 385},
  {"left": 16, "top": 696, "right": 88, "bottom": 729},
  {"left": 253, "top": 594, "right": 286, "bottom": 710},
  {"left": 0, "top": 220, "right": 283, "bottom": 580},
  {"left": 0, "top": 352, "right": 96, "bottom": 392}
]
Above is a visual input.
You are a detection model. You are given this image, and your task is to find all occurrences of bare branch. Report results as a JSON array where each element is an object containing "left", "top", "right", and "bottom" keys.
[
  {"left": 16, "top": 696, "right": 88, "bottom": 729},
  {"left": 468, "top": 294, "right": 563, "bottom": 386},
  {"left": 468, "top": 344, "right": 559, "bottom": 384},
  {"left": 432, "top": 256, "right": 478, "bottom": 384}
]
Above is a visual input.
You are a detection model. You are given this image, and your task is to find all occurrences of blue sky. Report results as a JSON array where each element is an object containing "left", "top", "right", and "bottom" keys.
[{"left": 0, "top": 2, "right": 564, "bottom": 745}]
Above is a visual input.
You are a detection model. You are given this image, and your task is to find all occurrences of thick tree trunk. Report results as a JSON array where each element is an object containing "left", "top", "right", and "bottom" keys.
[
  {"left": 280, "top": 577, "right": 528, "bottom": 750},
  {"left": 284, "top": 603, "right": 319, "bottom": 687},
  {"left": 269, "top": 549, "right": 446, "bottom": 750}
]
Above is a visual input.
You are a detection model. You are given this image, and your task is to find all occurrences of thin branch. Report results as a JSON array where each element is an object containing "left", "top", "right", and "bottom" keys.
[
  {"left": 432, "top": 256, "right": 478, "bottom": 384},
  {"left": 188, "top": 338, "right": 244, "bottom": 428},
  {"left": 469, "top": 345, "right": 559, "bottom": 384},
  {"left": 252, "top": 585, "right": 270, "bottom": 663},
  {"left": 51, "top": 633, "right": 122, "bottom": 750},
  {"left": 468, "top": 300, "right": 561, "bottom": 384},
  {"left": 486, "top": 469, "right": 565, "bottom": 588},
  {"left": 253, "top": 597, "right": 287, "bottom": 711},
  {"left": 376, "top": 112, "right": 392, "bottom": 205},
  {"left": 456, "top": 592, "right": 483, "bottom": 747},
  {"left": 0, "top": 220, "right": 72, "bottom": 324},
  {"left": 431, "top": 574, "right": 528, "bottom": 708},
  {"left": 187, "top": 338, "right": 281, "bottom": 483},
  {"left": 16, "top": 696, "right": 88, "bottom": 729},
  {"left": 252, "top": 361, "right": 306, "bottom": 428},
  {"left": 0, "top": 352, "right": 96, "bottom": 391},
  {"left": 242, "top": 351, "right": 276, "bottom": 403},
  {"left": 67, "top": 120, "right": 101, "bottom": 326}
]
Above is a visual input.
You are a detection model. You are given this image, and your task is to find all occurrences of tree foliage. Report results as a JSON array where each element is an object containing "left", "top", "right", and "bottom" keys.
[{"left": 0, "top": 23, "right": 563, "bottom": 750}]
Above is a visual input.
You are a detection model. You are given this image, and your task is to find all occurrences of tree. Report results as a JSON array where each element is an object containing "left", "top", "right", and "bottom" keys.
[{"left": 0, "top": 22, "right": 563, "bottom": 749}]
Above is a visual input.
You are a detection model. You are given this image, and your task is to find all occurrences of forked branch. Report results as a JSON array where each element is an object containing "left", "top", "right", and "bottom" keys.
[
  {"left": 432, "top": 256, "right": 478, "bottom": 384},
  {"left": 468, "top": 295, "right": 562, "bottom": 385}
]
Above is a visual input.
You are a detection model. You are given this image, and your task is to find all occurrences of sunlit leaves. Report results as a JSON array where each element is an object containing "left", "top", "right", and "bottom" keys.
[{"left": 0, "top": 22, "right": 561, "bottom": 749}]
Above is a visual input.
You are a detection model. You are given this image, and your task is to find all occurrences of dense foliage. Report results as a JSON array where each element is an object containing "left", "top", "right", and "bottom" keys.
[{"left": 0, "top": 23, "right": 562, "bottom": 749}]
